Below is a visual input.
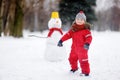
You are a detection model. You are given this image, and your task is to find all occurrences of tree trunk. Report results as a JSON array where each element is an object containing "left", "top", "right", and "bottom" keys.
[
  {"left": 2, "top": 0, "right": 10, "bottom": 36},
  {"left": 0, "top": 0, "right": 2, "bottom": 36},
  {"left": 8, "top": 0, "right": 24, "bottom": 37},
  {"left": 0, "top": 0, "right": 24, "bottom": 37},
  {"left": 13, "top": 0, "right": 24, "bottom": 37},
  {"left": 8, "top": 0, "right": 16, "bottom": 36}
]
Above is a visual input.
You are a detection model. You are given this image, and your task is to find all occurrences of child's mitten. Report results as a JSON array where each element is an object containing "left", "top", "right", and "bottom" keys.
[
  {"left": 57, "top": 40, "right": 63, "bottom": 47},
  {"left": 84, "top": 43, "right": 90, "bottom": 50}
]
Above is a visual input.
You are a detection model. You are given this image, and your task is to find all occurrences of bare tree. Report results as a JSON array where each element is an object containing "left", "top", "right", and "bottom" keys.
[
  {"left": 8, "top": 0, "right": 16, "bottom": 36},
  {"left": 0, "top": 0, "right": 25, "bottom": 37},
  {"left": 109, "top": 0, "right": 120, "bottom": 31},
  {"left": 2, "top": 0, "right": 11, "bottom": 35},
  {"left": 95, "top": 0, "right": 120, "bottom": 31},
  {"left": 0, "top": 0, "right": 2, "bottom": 36},
  {"left": 12, "top": 0, "right": 24, "bottom": 37},
  {"left": 38, "top": 0, "right": 49, "bottom": 31},
  {"left": 24, "top": 0, "right": 60, "bottom": 32},
  {"left": 24, "top": 0, "right": 34, "bottom": 32}
]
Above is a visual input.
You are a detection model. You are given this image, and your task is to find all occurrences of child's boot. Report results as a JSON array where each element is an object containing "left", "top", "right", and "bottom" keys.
[{"left": 70, "top": 68, "right": 78, "bottom": 73}]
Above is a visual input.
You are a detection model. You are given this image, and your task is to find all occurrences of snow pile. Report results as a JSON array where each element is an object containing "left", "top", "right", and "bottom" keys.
[{"left": 0, "top": 31, "right": 120, "bottom": 80}]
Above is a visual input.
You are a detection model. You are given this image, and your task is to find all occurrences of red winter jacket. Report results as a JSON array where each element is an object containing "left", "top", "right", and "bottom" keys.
[{"left": 61, "top": 23, "right": 92, "bottom": 49}]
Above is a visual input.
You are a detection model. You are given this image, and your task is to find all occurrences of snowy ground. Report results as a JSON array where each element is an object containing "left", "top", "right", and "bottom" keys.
[{"left": 0, "top": 31, "right": 120, "bottom": 80}]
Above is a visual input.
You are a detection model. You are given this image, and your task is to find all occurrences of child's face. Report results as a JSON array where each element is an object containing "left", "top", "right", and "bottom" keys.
[{"left": 75, "top": 18, "right": 85, "bottom": 25}]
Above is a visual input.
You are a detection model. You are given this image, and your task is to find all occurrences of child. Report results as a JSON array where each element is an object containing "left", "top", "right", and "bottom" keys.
[{"left": 57, "top": 11, "right": 92, "bottom": 76}]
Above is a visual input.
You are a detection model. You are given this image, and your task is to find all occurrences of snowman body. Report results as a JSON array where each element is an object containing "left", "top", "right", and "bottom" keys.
[{"left": 44, "top": 12, "right": 66, "bottom": 62}]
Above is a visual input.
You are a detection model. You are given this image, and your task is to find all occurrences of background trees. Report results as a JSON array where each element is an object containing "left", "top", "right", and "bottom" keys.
[
  {"left": 0, "top": 0, "right": 24, "bottom": 37},
  {"left": 59, "top": 0, "right": 96, "bottom": 25},
  {"left": 0, "top": 0, "right": 120, "bottom": 37},
  {"left": 24, "top": 0, "right": 60, "bottom": 32},
  {"left": 95, "top": 0, "right": 120, "bottom": 31}
]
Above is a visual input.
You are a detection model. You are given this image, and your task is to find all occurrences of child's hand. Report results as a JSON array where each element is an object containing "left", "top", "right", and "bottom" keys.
[
  {"left": 57, "top": 40, "right": 63, "bottom": 47},
  {"left": 84, "top": 43, "right": 89, "bottom": 50}
]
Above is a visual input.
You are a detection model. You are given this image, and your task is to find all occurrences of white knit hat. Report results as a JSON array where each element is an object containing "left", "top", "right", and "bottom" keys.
[{"left": 75, "top": 11, "right": 86, "bottom": 21}]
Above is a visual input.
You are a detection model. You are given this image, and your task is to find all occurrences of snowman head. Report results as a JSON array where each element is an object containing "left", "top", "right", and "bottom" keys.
[{"left": 48, "top": 12, "right": 62, "bottom": 29}]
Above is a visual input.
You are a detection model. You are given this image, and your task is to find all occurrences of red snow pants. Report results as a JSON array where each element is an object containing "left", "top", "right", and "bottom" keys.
[{"left": 68, "top": 47, "right": 90, "bottom": 74}]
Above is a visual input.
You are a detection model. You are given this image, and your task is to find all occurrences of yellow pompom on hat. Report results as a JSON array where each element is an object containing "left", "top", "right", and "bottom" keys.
[{"left": 51, "top": 11, "right": 59, "bottom": 18}]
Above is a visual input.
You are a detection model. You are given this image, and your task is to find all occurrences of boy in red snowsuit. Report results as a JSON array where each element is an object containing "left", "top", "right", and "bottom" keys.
[{"left": 57, "top": 11, "right": 92, "bottom": 76}]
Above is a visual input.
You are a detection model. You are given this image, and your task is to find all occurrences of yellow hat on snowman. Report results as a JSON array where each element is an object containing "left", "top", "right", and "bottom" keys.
[{"left": 51, "top": 12, "right": 59, "bottom": 18}]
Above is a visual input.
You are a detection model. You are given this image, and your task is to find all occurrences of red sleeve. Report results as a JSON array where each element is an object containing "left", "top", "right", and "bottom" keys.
[
  {"left": 84, "top": 30, "right": 92, "bottom": 44},
  {"left": 61, "top": 30, "right": 73, "bottom": 42}
]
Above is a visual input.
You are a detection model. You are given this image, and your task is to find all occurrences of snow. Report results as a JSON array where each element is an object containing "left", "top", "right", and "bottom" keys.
[{"left": 0, "top": 31, "right": 120, "bottom": 80}]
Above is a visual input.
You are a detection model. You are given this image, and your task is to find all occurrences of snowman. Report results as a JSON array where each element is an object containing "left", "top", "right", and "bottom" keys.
[{"left": 44, "top": 11, "right": 66, "bottom": 62}]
